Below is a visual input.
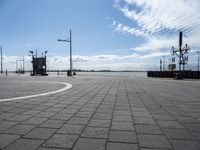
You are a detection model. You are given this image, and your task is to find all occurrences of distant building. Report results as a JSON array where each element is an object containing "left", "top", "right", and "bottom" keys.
[{"left": 31, "top": 56, "right": 48, "bottom": 76}]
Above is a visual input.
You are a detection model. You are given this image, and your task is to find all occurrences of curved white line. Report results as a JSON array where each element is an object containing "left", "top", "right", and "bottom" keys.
[{"left": 0, "top": 82, "right": 72, "bottom": 102}]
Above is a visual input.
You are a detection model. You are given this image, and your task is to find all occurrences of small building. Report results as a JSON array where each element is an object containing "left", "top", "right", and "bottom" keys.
[
  {"left": 31, "top": 57, "right": 48, "bottom": 76},
  {"left": 29, "top": 50, "right": 48, "bottom": 76}
]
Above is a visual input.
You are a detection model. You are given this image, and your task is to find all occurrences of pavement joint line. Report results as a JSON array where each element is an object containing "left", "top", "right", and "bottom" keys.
[{"left": 0, "top": 81, "right": 72, "bottom": 102}]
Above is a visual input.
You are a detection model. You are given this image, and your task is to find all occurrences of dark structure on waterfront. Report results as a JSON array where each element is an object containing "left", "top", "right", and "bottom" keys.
[
  {"left": 147, "top": 31, "right": 198, "bottom": 79},
  {"left": 147, "top": 71, "right": 200, "bottom": 79},
  {"left": 29, "top": 50, "right": 48, "bottom": 76},
  {"left": 171, "top": 31, "right": 190, "bottom": 71}
]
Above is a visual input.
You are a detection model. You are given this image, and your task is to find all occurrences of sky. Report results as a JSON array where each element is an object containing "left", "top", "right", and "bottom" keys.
[{"left": 0, "top": 0, "right": 200, "bottom": 71}]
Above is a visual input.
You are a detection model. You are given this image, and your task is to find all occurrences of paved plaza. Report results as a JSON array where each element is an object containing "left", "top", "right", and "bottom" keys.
[{"left": 0, "top": 74, "right": 200, "bottom": 150}]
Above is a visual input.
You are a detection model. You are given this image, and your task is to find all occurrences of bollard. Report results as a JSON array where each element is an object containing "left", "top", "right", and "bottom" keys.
[{"left": 6, "top": 69, "right": 7, "bottom": 76}]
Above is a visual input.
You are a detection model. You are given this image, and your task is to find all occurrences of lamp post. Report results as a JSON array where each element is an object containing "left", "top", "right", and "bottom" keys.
[
  {"left": 58, "top": 29, "right": 72, "bottom": 76},
  {"left": 162, "top": 56, "right": 165, "bottom": 71},
  {"left": 22, "top": 56, "right": 25, "bottom": 74},
  {"left": 1, "top": 45, "right": 3, "bottom": 73},
  {"left": 44, "top": 51, "right": 48, "bottom": 75},
  {"left": 197, "top": 51, "right": 199, "bottom": 71},
  {"left": 16, "top": 61, "right": 18, "bottom": 74},
  {"left": 160, "top": 59, "right": 162, "bottom": 71},
  {"left": 17, "top": 57, "right": 25, "bottom": 74}
]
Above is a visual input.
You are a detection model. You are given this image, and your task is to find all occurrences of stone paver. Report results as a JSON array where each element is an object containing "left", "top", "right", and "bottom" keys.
[
  {"left": 39, "top": 119, "right": 65, "bottom": 128},
  {"left": 88, "top": 119, "right": 110, "bottom": 128},
  {"left": 138, "top": 134, "right": 172, "bottom": 149},
  {"left": 109, "top": 130, "right": 138, "bottom": 143},
  {"left": 107, "top": 142, "right": 139, "bottom": 150},
  {"left": 4, "top": 138, "right": 44, "bottom": 150},
  {"left": 57, "top": 124, "right": 84, "bottom": 135},
  {"left": 0, "top": 121, "right": 18, "bottom": 131},
  {"left": 21, "top": 117, "right": 48, "bottom": 125},
  {"left": 68, "top": 117, "right": 90, "bottom": 125},
  {"left": 1, "top": 75, "right": 200, "bottom": 150},
  {"left": 43, "top": 134, "right": 78, "bottom": 149},
  {"left": 73, "top": 138, "right": 106, "bottom": 150},
  {"left": 0, "top": 134, "right": 20, "bottom": 149},
  {"left": 4, "top": 124, "right": 36, "bottom": 135},
  {"left": 136, "top": 124, "right": 163, "bottom": 134},
  {"left": 157, "top": 120, "right": 184, "bottom": 129},
  {"left": 170, "top": 139, "right": 200, "bottom": 150},
  {"left": 163, "top": 128, "right": 196, "bottom": 140},
  {"left": 24, "top": 128, "right": 56, "bottom": 139},
  {"left": 111, "top": 121, "right": 135, "bottom": 131},
  {"left": 81, "top": 127, "right": 109, "bottom": 138}
]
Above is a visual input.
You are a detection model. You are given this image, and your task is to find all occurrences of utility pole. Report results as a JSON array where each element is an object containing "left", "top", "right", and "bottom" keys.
[
  {"left": 35, "top": 49, "right": 37, "bottom": 58},
  {"left": 70, "top": 30, "right": 72, "bottom": 76},
  {"left": 160, "top": 59, "right": 162, "bottom": 71},
  {"left": 171, "top": 31, "right": 190, "bottom": 72},
  {"left": 58, "top": 29, "right": 73, "bottom": 76},
  {"left": 0, "top": 46, "right": 2, "bottom": 74},
  {"left": 197, "top": 51, "right": 200, "bottom": 71},
  {"left": 16, "top": 61, "right": 18, "bottom": 73},
  {"left": 23, "top": 56, "right": 25, "bottom": 74},
  {"left": 179, "top": 31, "right": 182, "bottom": 71},
  {"left": 162, "top": 56, "right": 165, "bottom": 71},
  {"left": 17, "top": 57, "right": 25, "bottom": 74}
]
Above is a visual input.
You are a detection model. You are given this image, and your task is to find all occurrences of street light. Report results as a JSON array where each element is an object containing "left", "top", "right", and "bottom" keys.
[
  {"left": 1, "top": 45, "right": 3, "bottom": 74},
  {"left": 16, "top": 61, "right": 18, "bottom": 74},
  {"left": 196, "top": 51, "right": 199, "bottom": 71},
  {"left": 16, "top": 57, "right": 25, "bottom": 74},
  {"left": 57, "top": 29, "right": 72, "bottom": 76},
  {"left": 162, "top": 56, "right": 165, "bottom": 71}
]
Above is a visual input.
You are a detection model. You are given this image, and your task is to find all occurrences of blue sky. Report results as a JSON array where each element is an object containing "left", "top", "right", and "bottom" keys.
[{"left": 0, "top": 0, "right": 200, "bottom": 71}]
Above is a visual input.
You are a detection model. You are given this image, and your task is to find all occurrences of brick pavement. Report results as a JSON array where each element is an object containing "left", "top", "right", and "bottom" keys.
[{"left": 0, "top": 75, "right": 200, "bottom": 150}]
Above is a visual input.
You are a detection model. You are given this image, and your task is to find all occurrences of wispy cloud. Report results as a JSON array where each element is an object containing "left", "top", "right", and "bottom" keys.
[
  {"left": 132, "top": 38, "right": 177, "bottom": 52},
  {"left": 114, "top": 0, "right": 200, "bottom": 38},
  {"left": 112, "top": 21, "right": 147, "bottom": 37},
  {"left": 113, "top": 0, "right": 200, "bottom": 52}
]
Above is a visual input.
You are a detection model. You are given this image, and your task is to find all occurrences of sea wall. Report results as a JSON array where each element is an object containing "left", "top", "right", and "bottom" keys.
[{"left": 147, "top": 71, "right": 200, "bottom": 79}]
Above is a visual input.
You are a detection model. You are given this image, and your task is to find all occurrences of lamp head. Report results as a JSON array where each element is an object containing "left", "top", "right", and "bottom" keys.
[{"left": 29, "top": 51, "right": 33, "bottom": 54}]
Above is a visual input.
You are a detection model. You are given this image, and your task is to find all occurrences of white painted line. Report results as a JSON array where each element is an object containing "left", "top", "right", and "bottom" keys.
[{"left": 0, "top": 81, "right": 72, "bottom": 102}]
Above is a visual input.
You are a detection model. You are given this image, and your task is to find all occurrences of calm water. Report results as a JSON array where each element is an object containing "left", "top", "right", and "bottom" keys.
[
  {"left": 0, "top": 71, "right": 147, "bottom": 78},
  {"left": 47, "top": 71, "right": 147, "bottom": 78}
]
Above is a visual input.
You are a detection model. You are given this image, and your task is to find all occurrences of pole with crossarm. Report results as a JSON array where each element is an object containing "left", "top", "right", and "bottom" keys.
[{"left": 58, "top": 30, "right": 72, "bottom": 76}]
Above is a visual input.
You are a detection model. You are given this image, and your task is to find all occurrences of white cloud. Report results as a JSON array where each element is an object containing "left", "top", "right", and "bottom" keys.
[
  {"left": 140, "top": 52, "right": 170, "bottom": 60},
  {"left": 113, "top": 0, "right": 200, "bottom": 53},
  {"left": 123, "top": 53, "right": 140, "bottom": 59},
  {"left": 132, "top": 38, "right": 177, "bottom": 52},
  {"left": 115, "top": 0, "right": 200, "bottom": 38},
  {"left": 112, "top": 21, "right": 147, "bottom": 36},
  {"left": 1, "top": 53, "right": 166, "bottom": 71}
]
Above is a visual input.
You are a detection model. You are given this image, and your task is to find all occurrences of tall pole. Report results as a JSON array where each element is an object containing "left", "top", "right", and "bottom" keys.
[
  {"left": 179, "top": 31, "right": 182, "bottom": 71},
  {"left": 160, "top": 59, "right": 162, "bottom": 71},
  {"left": 197, "top": 51, "right": 200, "bottom": 71},
  {"left": 0, "top": 46, "right": 2, "bottom": 73},
  {"left": 57, "top": 29, "right": 73, "bottom": 77},
  {"left": 70, "top": 30, "right": 72, "bottom": 76},
  {"left": 16, "top": 61, "right": 18, "bottom": 73},
  {"left": 162, "top": 56, "right": 165, "bottom": 71},
  {"left": 23, "top": 56, "right": 25, "bottom": 74},
  {"left": 35, "top": 49, "right": 37, "bottom": 58}
]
